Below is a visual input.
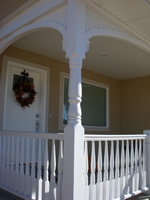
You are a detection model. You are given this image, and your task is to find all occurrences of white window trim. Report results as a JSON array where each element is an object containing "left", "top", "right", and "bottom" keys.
[{"left": 59, "top": 72, "right": 110, "bottom": 132}]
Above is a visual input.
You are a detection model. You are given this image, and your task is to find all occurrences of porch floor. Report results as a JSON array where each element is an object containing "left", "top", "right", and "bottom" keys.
[
  {"left": 127, "top": 193, "right": 148, "bottom": 200},
  {"left": 0, "top": 189, "right": 146, "bottom": 200},
  {"left": 0, "top": 189, "right": 24, "bottom": 200}
]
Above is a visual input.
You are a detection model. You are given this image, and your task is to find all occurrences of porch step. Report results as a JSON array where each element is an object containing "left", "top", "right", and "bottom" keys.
[{"left": 0, "top": 189, "right": 24, "bottom": 200}]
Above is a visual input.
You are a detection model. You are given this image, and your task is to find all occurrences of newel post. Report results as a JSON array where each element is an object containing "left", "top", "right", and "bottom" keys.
[
  {"left": 143, "top": 130, "right": 150, "bottom": 191},
  {"left": 62, "top": 55, "right": 85, "bottom": 200}
]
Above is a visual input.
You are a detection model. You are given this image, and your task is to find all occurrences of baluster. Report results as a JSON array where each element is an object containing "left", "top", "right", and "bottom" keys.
[
  {"left": 14, "top": 136, "right": 20, "bottom": 192},
  {"left": 120, "top": 140, "right": 125, "bottom": 198},
  {"left": 115, "top": 140, "right": 120, "bottom": 198},
  {"left": 19, "top": 136, "right": 25, "bottom": 195},
  {"left": 135, "top": 139, "right": 139, "bottom": 191},
  {"left": 85, "top": 141, "right": 89, "bottom": 186},
  {"left": 90, "top": 141, "right": 96, "bottom": 184},
  {"left": 85, "top": 141, "right": 89, "bottom": 200},
  {"left": 110, "top": 140, "right": 114, "bottom": 200},
  {"left": 42, "top": 139, "right": 49, "bottom": 200},
  {"left": 97, "top": 141, "right": 102, "bottom": 184},
  {"left": 104, "top": 141, "right": 109, "bottom": 182},
  {"left": 57, "top": 140, "right": 64, "bottom": 200},
  {"left": 30, "top": 137, "right": 36, "bottom": 199},
  {"left": 142, "top": 139, "right": 146, "bottom": 188},
  {"left": 103, "top": 141, "right": 109, "bottom": 200},
  {"left": 24, "top": 137, "right": 31, "bottom": 197},
  {"left": 125, "top": 140, "right": 130, "bottom": 195},
  {"left": 6, "top": 135, "right": 11, "bottom": 189},
  {"left": 89, "top": 141, "right": 96, "bottom": 200},
  {"left": 130, "top": 140, "right": 135, "bottom": 193},
  {"left": 138, "top": 139, "right": 142, "bottom": 189},
  {"left": 37, "top": 138, "right": 43, "bottom": 200},
  {"left": 2, "top": 135, "right": 7, "bottom": 188},
  {"left": 51, "top": 139, "right": 56, "bottom": 184},
  {"left": 96, "top": 141, "right": 103, "bottom": 200},
  {"left": 50, "top": 139, "right": 56, "bottom": 200},
  {"left": 10, "top": 136, "right": 15, "bottom": 190}
]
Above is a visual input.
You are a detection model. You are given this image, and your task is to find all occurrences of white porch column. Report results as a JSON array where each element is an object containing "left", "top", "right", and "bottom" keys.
[
  {"left": 62, "top": 55, "right": 84, "bottom": 200},
  {"left": 62, "top": 0, "right": 86, "bottom": 199}
]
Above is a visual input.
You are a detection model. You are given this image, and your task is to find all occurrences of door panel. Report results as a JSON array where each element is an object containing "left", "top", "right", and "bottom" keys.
[{"left": 4, "top": 65, "right": 41, "bottom": 132}]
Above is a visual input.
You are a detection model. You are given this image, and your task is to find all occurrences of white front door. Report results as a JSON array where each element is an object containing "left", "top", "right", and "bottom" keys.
[{"left": 3, "top": 60, "right": 48, "bottom": 132}]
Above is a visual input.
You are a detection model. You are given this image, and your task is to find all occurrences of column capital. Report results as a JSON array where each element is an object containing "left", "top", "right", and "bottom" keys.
[
  {"left": 65, "top": 0, "right": 87, "bottom": 59},
  {"left": 69, "top": 55, "right": 83, "bottom": 67}
]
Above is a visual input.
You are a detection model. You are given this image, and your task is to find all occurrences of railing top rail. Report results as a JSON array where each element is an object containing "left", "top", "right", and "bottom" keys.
[
  {"left": 84, "top": 134, "right": 146, "bottom": 141},
  {"left": 0, "top": 130, "right": 64, "bottom": 140}
]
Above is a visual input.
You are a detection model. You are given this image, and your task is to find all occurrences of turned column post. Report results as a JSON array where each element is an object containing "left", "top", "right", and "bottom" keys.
[
  {"left": 62, "top": 0, "right": 87, "bottom": 199},
  {"left": 67, "top": 55, "right": 82, "bottom": 126},
  {"left": 62, "top": 55, "right": 85, "bottom": 200}
]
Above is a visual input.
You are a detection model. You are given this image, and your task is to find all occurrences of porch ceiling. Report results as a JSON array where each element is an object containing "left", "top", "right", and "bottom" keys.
[
  {"left": 12, "top": 29, "right": 150, "bottom": 80},
  {"left": 89, "top": 0, "right": 150, "bottom": 43},
  {"left": 2, "top": 0, "right": 150, "bottom": 80}
]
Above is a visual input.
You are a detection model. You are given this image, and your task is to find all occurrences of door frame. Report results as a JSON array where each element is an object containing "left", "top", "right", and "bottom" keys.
[{"left": 0, "top": 55, "right": 50, "bottom": 132}]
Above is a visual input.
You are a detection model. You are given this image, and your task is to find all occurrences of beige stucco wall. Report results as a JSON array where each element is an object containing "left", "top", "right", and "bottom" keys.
[
  {"left": 0, "top": 46, "right": 121, "bottom": 134},
  {"left": 1, "top": 46, "right": 150, "bottom": 135},
  {"left": 121, "top": 76, "right": 150, "bottom": 134}
]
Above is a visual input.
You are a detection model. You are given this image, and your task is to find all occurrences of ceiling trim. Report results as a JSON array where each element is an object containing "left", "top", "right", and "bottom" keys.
[
  {"left": 86, "top": 28, "right": 150, "bottom": 53},
  {"left": 0, "top": 21, "right": 67, "bottom": 54}
]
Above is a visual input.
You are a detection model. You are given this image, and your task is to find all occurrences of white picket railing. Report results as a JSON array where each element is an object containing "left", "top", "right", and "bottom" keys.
[
  {"left": 84, "top": 134, "right": 148, "bottom": 200},
  {"left": 0, "top": 131, "right": 64, "bottom": 200},
  {"left": 0, "top": 131, "right": 150, "bottom": 200}
]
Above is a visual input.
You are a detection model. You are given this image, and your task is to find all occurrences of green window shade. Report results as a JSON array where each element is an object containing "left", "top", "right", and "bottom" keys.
[
  {"left": 82, "top": 82, "right": 106, "bottom": 126},
  {"left": 63, "top": 78, "right": 107, "bottom": 127}
]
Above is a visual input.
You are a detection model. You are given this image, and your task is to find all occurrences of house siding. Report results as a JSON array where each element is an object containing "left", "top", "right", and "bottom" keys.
[{"left": 121, "top": 76, "right": 150, "bottom": 134}]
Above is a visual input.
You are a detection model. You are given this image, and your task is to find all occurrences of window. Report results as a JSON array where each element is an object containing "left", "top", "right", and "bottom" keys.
[
  {"left": 59, "top": 73, "right": 109, "bottom": 131},
  {"left": 13, "top": 74, "right": 33, "bottom": 90}
]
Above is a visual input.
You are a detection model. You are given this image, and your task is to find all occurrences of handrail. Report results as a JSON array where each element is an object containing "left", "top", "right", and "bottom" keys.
[
  {"left": 84, "top": 134, "right": 146, "bottom": 141},
  {"left": 0, "top": 130, "right": 64, "bottom": 140}
]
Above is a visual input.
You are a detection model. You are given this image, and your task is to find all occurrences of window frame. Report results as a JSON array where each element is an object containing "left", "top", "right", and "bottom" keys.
[{"left": 59, "top": 72, "right": 110, "bottom": 131}]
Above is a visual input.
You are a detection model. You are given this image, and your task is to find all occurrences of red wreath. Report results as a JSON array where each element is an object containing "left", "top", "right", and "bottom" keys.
[{"left": 14, "top": 82, "right": 38, "bottom": 108}]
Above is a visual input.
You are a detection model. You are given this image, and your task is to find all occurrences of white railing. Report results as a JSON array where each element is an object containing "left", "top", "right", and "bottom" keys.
[
  {"left": 0, "top": 131, "right": 64, "bottom": 200},
  {"left": 84, "top": 134, "right": 148, "bottom": 200},
  {"left": 0, "top": 130, "right": 150, "bottom": 200}
]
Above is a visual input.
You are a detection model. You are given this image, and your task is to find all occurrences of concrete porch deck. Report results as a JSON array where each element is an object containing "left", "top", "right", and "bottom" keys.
[{"left": 0, "top": 189, "right": 147, "bottom": 200}]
